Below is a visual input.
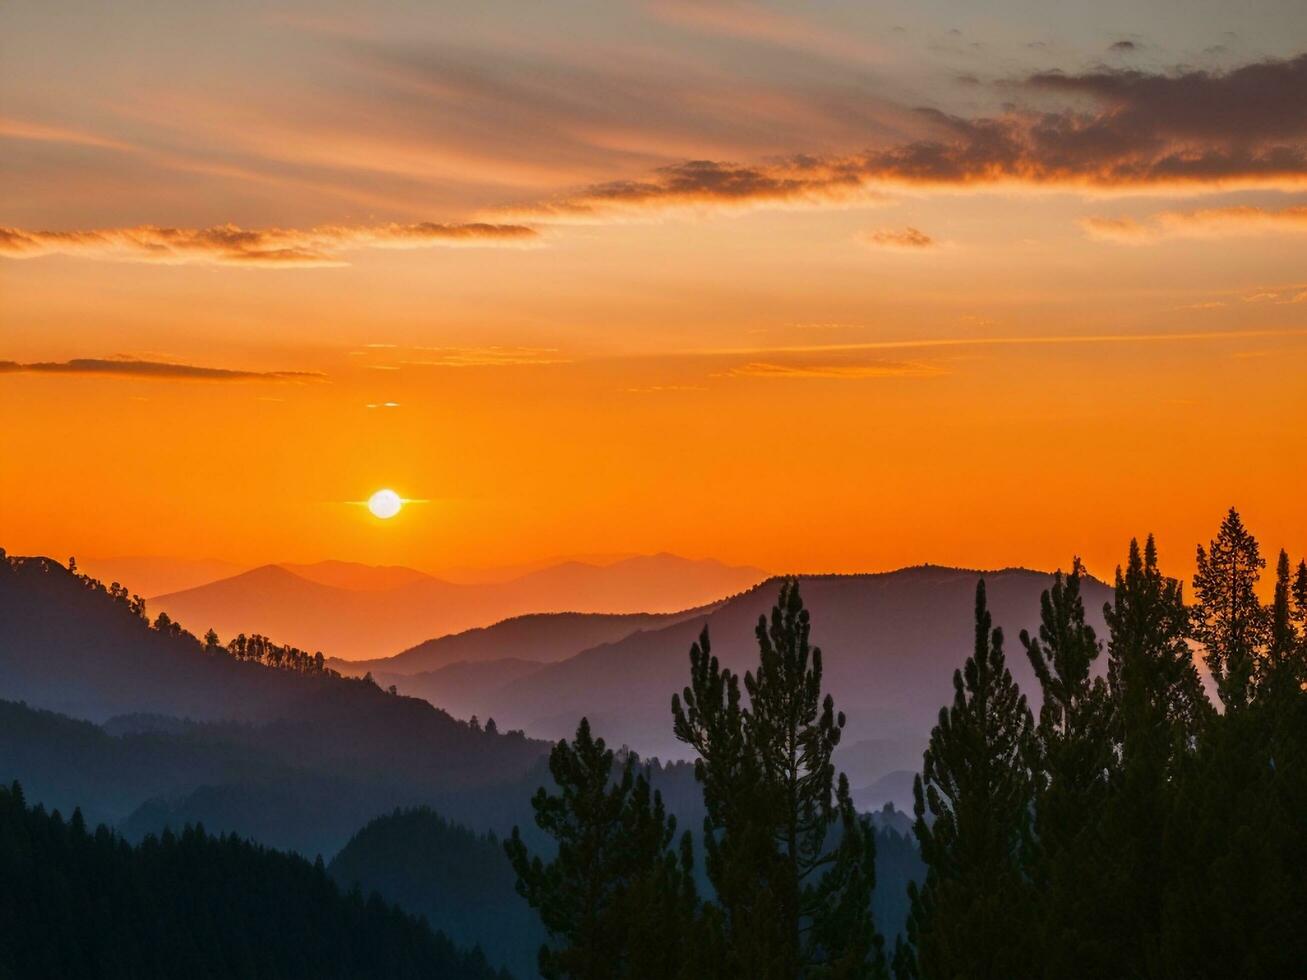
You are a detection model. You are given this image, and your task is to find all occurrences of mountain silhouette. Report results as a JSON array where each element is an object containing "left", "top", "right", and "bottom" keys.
[
  {"left": 77, "top": 555, "right": 245, "bottom": 597},
  {"left": 150, "top": 554, "right": 766, "bottom": 660},
  {"left": 281, "top": 559, "right": 433, "bottom": 591},
  {"left": 340, "top": 607, "right": 713, "bottom": 676},
  {"left": 387, "top": 567, "right": 1115, "bottom": 773},
  {"left": 0, "top": 556, "right": 552, "bottom": 854}
]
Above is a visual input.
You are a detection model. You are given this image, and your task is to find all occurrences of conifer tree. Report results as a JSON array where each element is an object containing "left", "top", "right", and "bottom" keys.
[
  {"left": 1293, "top": 559, "right": 1307, "bottom": 645},
  {"left": 1018, "top": 560, "right": 1114, "bottom": 975},
  {"left": 1191, "top": 508, "right": 1268, "bottom": 710},
  {"left": 1157, "top": 550, "right": 1307, "bottom": 977},
  {"left": 505, "top": 718, "right": 698, "bottom": 980},
  {"left": 1105, "top": 536, "right": 1209, "bottom": 771},
  {"left": 1097, "top": 535, "right": 1209, "bottom": 973},
  {"left": 898, "top": 579, "right": 1034, "bottom": 980},
  {"left": 1265, "top": 550, "right": 1304, "bottom": 696},
  {"left": 673, "top": 581, "right": 885, "bottom": 979}
]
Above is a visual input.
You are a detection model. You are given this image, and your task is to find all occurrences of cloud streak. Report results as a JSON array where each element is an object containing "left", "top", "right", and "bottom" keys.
[
  {"left": 0, "top": 221, "right": 537, "bottom": 267},
  {"left": 722, "top": 359, "right": 945, "bottom": 380},
  {"left": 1082, "top": 204, "right": 1307, "bottom": 244},
  {"left": 402, "top": 346, "right": 570, "bottom": 367},
  {"left": 0, "top": 358, "right": 324, "bottom": 382},
  {"left": 860, "top": 227, "right": 937, "bottom": 250}
]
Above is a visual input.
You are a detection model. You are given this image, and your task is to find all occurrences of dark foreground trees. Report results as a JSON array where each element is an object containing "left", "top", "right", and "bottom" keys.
[
  {"left": 897, "top": 580, "right": 1034, "bottom": 980},
  {"left": 897, "top": 513, "right": 1307, "bottom": 980},
  {"left": 510, "top": 582, "right": 886, "bottom": 979},
  {"left": 505, "top": 718, "right": 701, "bottom": 980},
  {"left": 509, "top": 509, "right": 1307, "bottom": 980},
  {"left": 0, "top": 782, "right": 509, "bottom": 980}
]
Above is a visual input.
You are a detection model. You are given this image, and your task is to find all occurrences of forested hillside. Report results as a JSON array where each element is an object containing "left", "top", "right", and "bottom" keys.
[
  {"left": 0, "top": 555, "right": 556, "bottom": 855},
  {"left": 330, "top": 807, "right": 548, "bottom": 979},
  {"left": 0, "top": 782, "right": 509, "bottom": 980}
]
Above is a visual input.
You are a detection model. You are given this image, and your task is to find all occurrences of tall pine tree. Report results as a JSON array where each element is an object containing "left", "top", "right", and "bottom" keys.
[
  {"left": 505, "top": 718, "right": 700, "bottom": 980},
  {"left": 673, "top": 580, "right": 885, "bottom": 979},
  {"left": 898, "top": 579, "right": 1034, "bottom": 980},
  {"left": 1018, "top": 560, "right": 1115, "bottom": 977},
  {"left": 1265, "top": 550, "right": 1307, "bottom": 697},
  {"left": 1191, "top": 508, "right": 1268, "bottom": 710},
  {"left": 1098, "top": 535, "right": 1209, "bottom": 974}
]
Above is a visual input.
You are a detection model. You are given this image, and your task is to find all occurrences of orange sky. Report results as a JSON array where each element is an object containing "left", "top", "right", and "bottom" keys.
[{"left": 2, "top": 2, "right": 1305, "bottom": 583}]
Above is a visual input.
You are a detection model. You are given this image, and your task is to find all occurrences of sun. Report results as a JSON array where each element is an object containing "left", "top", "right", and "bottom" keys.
[{"left": 367, "top": 488, "right": 403, "bottom": 519}]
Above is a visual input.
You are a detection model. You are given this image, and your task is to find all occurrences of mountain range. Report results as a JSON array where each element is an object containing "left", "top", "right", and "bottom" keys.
[
  {"left": 1, "top": 549, "right": 1123, "bottom": 977},
  {"left": 362, "top": 567, "right": 1118, "bottom": 773},
  {"left": 148, "top": 554, "right": 767, "bottom": 660},
  {"left": 0, "top": 556, "right": 554, "bottom": 854}
]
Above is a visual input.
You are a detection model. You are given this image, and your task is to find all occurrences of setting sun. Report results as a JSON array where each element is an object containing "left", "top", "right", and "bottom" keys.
[{"left": 367, "top": 489, "right": 403, "bottom": 520}]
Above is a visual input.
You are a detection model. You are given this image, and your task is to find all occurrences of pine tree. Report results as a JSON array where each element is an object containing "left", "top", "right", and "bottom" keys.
[
  {"left": 673, "top": 580, "right": 885, "bottom": 979},
  {"left": 1018, "top": 560, "right": 1114, "bottom": 976},
  {"left": 898, "top": 579, "right": 1034, "bottom": 980},
  {"left": 1158, "top": 550, "right": 1307, "bottom": 977},
  {"left": 1191, "top": 508, "right": 1268, "bottom": 710},
  {"left": 505, "top": 718, "right": 698, "bottom": 980},
  {"left": 1098, "top": 535, "right": 1209, "bottom": 974},
  {"left": 1106, "top": 536, "right": 1209, "bottom": 773},
  {"left": 1264, "top": 550, "right": 1304, "bottom": 697},
  {"left": 1293, "top": 560, "right": 1307, "bottom": 644}
]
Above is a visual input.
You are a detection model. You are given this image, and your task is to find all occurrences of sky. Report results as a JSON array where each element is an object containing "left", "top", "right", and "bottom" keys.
[{"left": 2, "top": 0, "right": 1306, "bottom": 582}]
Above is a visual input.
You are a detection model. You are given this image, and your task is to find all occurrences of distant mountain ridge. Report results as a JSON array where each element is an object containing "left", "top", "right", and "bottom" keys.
[
  {"left": 377, "top": 565, "right": 1118, "bottom": 770},
  {"left": 339, "top": 607, "right": 716, "bottom": 676},
  {"left": 151, "top": 554, "right": 767, "bottom": 660}
]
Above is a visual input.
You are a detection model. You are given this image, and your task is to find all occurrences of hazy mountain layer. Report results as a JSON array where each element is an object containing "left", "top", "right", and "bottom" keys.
[
  {"left": 151, "top": 554, "right": 766, "bottom": 660},
  {"left": 386, "top": 567, "right": 1116, "bottom": 768}
]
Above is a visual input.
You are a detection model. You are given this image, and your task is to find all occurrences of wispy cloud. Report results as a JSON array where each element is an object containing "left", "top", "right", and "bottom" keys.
[
  {"left": 622, "top": 383, "right": 708, "bottom": 393},
  {"left": 859, "top": 227, "right": 937, "bottom": 250},
  {"left": 0, "top": 221, "right": 538, "bottom": 267},
  {"left": 402, "top": 346, "right": 569, "bottom": 367},
  {"left": 0, "top": 358, "right": 324, "bottom": 382},
  {"left": 692, "top": 327, "right": 1307, "bottom": 359},
  {"left": 722, "top": 359, "right": 945, "bottom": 380},
  {"left": 0, "top": 116, "right": 132, "bottom": 152},
  {"left": 1082, "top": 204, "right": 1307, "bottom": 244}
]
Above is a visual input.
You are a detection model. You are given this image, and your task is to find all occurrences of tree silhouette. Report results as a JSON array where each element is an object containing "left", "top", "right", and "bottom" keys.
[
  {"left": 1191, "top": 507, "right": 1268, "bottom": 710},
  {"left": 673, "top": 580, "right": 885, "bottom": 979},
  {"left": 1265, "top": 550, "right": 1307, "bottom": 697},
  {"left": 897, "top": 580, "right": 1033, "bottom": 980},
  {"left": 505, "top": 718, "right": 699, "bottom": 980},
  {"left": 1018, "top": 559, "right": 1114, "bottom": 975}
]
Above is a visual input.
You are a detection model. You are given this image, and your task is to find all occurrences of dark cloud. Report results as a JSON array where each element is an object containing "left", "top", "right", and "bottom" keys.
[
  {"left": 0, "top": 359, "right": 324, "bottom": 382},
  {"left": 1026, "top": 53, "right": 1307, "bottom": 146},
  {"left": 1109, "top": 40, "right": 1138, "bottom": 53},
  {"left": 520, "top": 53, "right": 1307, "bottom": 216}
]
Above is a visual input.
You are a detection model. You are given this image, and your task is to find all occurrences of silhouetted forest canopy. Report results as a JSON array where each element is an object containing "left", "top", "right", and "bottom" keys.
[
  {"left": 0, "top": 781, "right": 510, "bottom": 980},
  {"left": 507, "top": 509, "right": 1307, "bottom": 979}
]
